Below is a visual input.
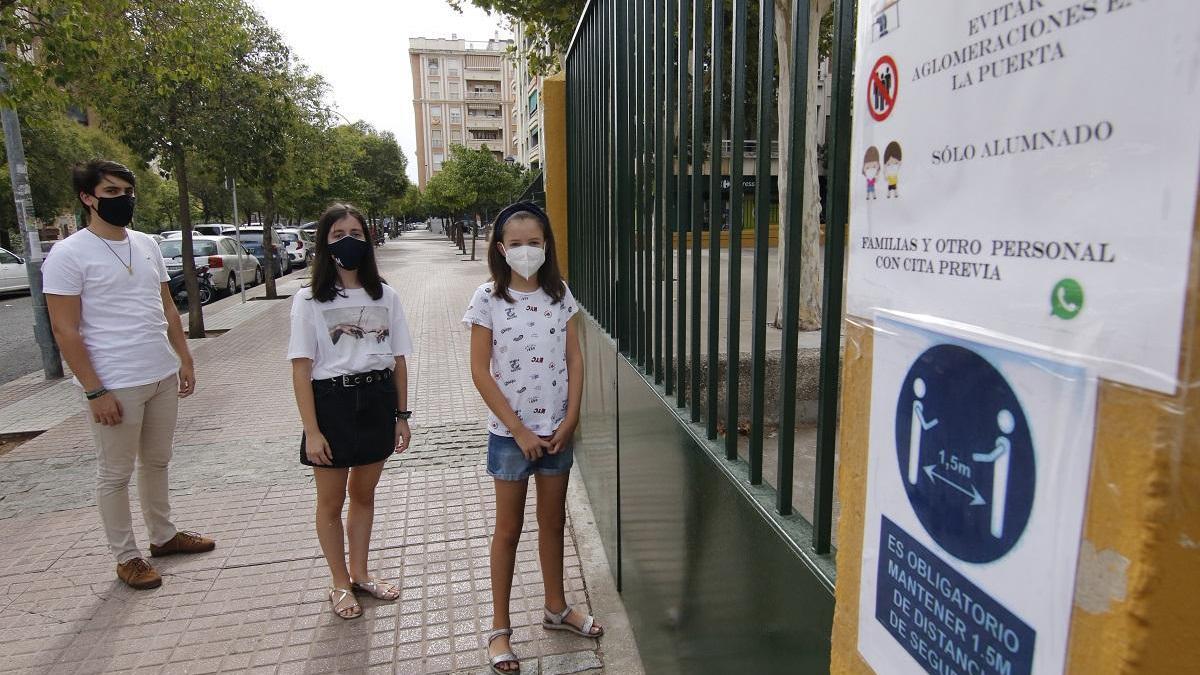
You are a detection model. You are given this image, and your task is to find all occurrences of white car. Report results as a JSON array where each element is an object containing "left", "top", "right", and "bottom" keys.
[
  {"left": 159, "top": 235, "right": 262, "bottom": 296},
  {"left": 276, "top": 228, "right": 308, "bottom": 267},
  {"left": 0, "top": 246, "right": 29, "bottom": 293}
]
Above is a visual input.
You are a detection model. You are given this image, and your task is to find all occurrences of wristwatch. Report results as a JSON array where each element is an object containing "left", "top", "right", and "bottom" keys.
[{"left": 395, "top": 410, "right": 412, "bottom": 421}]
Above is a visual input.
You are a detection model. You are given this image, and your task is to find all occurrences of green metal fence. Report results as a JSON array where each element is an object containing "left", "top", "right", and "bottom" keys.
[{"left": 567, "top": 0, "right": 856, "bottom": 565}]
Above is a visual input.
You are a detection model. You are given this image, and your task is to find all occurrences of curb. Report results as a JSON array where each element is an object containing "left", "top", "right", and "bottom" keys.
[{"left": 567, "top": 464, "right": 645, "bottom": 675}]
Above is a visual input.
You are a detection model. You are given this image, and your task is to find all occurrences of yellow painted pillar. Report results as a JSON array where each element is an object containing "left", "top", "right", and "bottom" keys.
[
  {"left": 829, "top": 210, "right": 1200, "bottom": 673},
  {"left": 542, "top": 72, "right": 569, "bottom": 278}
]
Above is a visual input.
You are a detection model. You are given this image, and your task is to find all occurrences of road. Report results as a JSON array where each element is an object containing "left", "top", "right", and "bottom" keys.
[{"left": 0, "top": 291, "right": 48, "bottom": 385}]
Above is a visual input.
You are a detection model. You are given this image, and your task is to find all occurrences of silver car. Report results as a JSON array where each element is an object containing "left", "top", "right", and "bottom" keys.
[
  {"left": 159, "top": 235, "right": 262, "bottom": 296},
  {"left": 0, "top": 247, "right": 29, "bottom": 293}
]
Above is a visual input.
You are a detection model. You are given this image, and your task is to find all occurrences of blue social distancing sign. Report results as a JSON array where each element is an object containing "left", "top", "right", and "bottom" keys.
[
  {"left": 876, "top": 517, "right": 1035, "bottom": 675},
  {"left": 894, "top": 344, "right": 1035, "bottom": 564}
]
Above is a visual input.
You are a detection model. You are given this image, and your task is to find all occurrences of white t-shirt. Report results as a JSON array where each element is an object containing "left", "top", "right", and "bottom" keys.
[
  {"left": 41, "top": 228, "right": 179, "bottom": 390},
  {"left": 461, "top": 281, "right": 578, "bottom": 437},
  {"left": 287, "top": 284, "right": 413, "bottom": 380}
]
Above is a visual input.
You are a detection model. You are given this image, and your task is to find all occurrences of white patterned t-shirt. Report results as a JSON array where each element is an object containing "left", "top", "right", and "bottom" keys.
[{"left": 462, "top": 281, "right": 579, "bottom": 437}]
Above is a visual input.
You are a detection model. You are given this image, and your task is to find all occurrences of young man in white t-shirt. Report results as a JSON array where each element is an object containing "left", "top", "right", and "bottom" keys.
[{"left": 42, "top": 160, "right": 215, "bottom": 590}]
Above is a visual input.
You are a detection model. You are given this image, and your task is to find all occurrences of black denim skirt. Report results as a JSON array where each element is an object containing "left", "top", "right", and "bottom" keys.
[{"left": 301, "top": 369, "right": 397, "bottom": 468}]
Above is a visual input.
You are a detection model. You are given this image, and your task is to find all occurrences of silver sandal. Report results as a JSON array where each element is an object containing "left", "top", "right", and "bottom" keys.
[
  {"left": 328, "top": 587, "right": 362, "bottom": 620},
  {"left": 542, "top": 605, "right": 604, "bottom": 638},
  {"left": 486, "top": 627, "right": 520, "bottom": 674},
  {"left": 351, "top": 577, "right": 400, "bottom": 600}
]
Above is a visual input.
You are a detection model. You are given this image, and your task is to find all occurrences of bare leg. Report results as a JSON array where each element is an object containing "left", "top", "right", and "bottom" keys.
[
  {"left": 313, "top": 467, "right": 351, "bottom": 589},
  {"left": 535, "top": 473, "right": 602, "bottom": 635},
  {"left": 489, "top": 477, "right": 528, "bottom": 672},
  {"left": 346, "top": 459, "right": 387, "bottom": 581}
]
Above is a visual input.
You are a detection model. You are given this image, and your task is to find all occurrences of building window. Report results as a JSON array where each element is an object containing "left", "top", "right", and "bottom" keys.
[
  {"left": 531, "top": 127, "right": 540, "bottom": 148},
  {"left": 528, "top": 90, "right": 538, "bottom": 113},
  {"left": 447, "top": 59, "right": 460, "bottom": 77},
  {"left": 431, "top": 130, "right": 444, "bottom": 148},
  {"left": 448, "top": 81, "right": 460, "bottom": 97},
  {"left": 428, "top": 57, "right": 439, "bottom": 74},
  {"left": 428, "top": 80, "right": 441, "bottom": 97},
  {"left": 449, "top": 107, "right": 462, "bottom": 123},
  {"left": 451, "top": 131, "right": 462, "bottom": 144},
  {"left": 430, "top": 105, "right": 442, "bottom": 118},
  {"left": 471, "top": 129, "right": 501, "bottom": 141},
  {"left": 433, "top": 152, "right": 444, "bottom": 163}
]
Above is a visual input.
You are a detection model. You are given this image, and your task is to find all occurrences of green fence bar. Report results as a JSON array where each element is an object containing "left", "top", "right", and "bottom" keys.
[
  {"left": 812, "top": 0, "right": 856, "bottom": 555},
  {"left": 654, "top": 0, "right": 666, "bottom": 385},
  {"left": 615, "top": 0, "right": 633, "bottom": 354},
  {"left": 776, "top": 0, "right": 812, "bottom": 516},
  {"left": 748, "top": 0, "right": 775, "bottom": 485},
  {"left": 675, "top": 0, "right": 690, "bottom": 408},
  {"left": 642, "top": 0, "right": 655, "bottom": 373},
  {"left": 724, "top": 0, "right": 748, "bottom": 460},
  {"left": 689, "top": 0, "right": 705, "bottom": 424},
  {"left": 705, "top": 0, "right": 724, "bottom": 440},
  {"left": 663, "top": 0, "right": 677, "bottom": 396}
]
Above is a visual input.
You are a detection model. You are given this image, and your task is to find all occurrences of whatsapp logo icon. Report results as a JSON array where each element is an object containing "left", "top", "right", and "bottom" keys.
[{"left": 1050, "top": 278, "right": 1084, "bottom": 319}]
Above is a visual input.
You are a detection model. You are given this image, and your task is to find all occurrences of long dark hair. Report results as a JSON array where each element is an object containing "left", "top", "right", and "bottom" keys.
[
  {"left": 309, "top": 203, "right": 385, "bottom": 302},
  {"left": 487, "top": 201, "right": 565, "bottom": 304}
]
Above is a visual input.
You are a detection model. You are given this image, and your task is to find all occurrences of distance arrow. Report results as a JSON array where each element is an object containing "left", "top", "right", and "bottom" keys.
[{"left": 923, "top": 464, "right": 986, "bottom": 505}]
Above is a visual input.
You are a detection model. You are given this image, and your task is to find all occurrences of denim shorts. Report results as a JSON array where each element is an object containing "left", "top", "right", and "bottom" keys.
[{"left": 487, "top": 432, "right": 574, "bottom": 481}]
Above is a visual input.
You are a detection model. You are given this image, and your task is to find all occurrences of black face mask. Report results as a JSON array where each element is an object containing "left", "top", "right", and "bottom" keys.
[
  {"left": 91, "top": 194, "right": 136, "bottom": 227},
  {"left": 329, "top": 235, "right": 370, "bottom": 270}
]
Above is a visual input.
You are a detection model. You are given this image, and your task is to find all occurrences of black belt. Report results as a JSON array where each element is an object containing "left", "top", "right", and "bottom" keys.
[{"left": 317, "top": 368, "right": 392, "bottom": 389}]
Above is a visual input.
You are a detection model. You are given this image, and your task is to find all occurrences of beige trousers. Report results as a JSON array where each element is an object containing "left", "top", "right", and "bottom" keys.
[{"left": 85, "top": 374, "right": 180, "bottom": 563}]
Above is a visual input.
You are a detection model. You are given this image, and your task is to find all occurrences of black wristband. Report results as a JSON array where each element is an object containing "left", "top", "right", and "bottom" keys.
[
  {"left": 395, "top": 410, "right": 412, "bottom": 421},
  {"left": 85, "top": 388, "right": 109, "bottom": 401}
]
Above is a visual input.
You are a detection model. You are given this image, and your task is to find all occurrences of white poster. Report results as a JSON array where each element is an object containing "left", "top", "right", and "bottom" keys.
[
  {"left": 857, "top": 315, "right": 1097, "bottom": 675},
  {"left": 846, "top": 0, "right": 1200, "bottom": 394}
]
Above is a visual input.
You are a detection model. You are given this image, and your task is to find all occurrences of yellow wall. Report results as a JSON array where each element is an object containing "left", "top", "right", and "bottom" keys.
[
  {"left": 829, "top": 206, "right": 1200, "bottom": 672},
  {"left": 542, "top": 73, "right": 569, "bottom": 278}
]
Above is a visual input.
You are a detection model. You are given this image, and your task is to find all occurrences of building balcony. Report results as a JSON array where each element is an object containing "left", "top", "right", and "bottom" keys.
[
  {"left": 464, "top": 90, "right": 501, "bottom": 101},
  {"left": 466, "top": 117, "right": 503, "bottom": 129}
]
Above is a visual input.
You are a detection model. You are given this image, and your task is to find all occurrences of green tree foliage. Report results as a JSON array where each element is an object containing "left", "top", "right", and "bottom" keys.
[
  {"left": 428, "top": 145, "right": 525, "bottom": 221},
  {"left": 0, "top": 111, "right": 173, "bottom": 248}
]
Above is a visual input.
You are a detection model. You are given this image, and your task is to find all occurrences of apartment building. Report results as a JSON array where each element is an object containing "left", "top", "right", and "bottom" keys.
[
  {"left": 511, "top": 21, "right": 550, "bottom": 173},
  {"left": 409, "top": 36, "right": 518, "bottom": 187}
]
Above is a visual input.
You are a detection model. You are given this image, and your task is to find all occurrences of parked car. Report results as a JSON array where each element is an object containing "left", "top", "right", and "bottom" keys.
[
  {"left": 275, "top": 228, "right": 307, "bottom": 267},
  {"left": 0, "top": 246, "right": 29, "bottom": 293},
  {"left": 237, "top": 233, "right": 287, "bottom": 278},
  {"left": 161, "top": 230, "right": 181, "bottom": 239},
  {"left": 192, "top": 224, "right": 234, "bottom": 237},
  {"left": 237, "top": 227, "right": 291, "bottom": 274},
  {"left": 159, "top": 235, "right": 262, "bottom": 296},
  {"left": 298, "top": 229, "right": 317, "bottom": 266}
]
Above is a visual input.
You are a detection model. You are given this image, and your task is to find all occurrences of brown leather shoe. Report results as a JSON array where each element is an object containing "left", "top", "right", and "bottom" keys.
[
  {"left": 149, "top": 531, "right": 216, "bottom": 557},
  {"left": 117, "top": 558, "right": 162, "bottom": 589}
]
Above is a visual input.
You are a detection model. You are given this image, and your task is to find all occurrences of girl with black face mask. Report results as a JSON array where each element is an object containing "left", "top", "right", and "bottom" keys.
[{"left": 287, "top": 203, "right": 414, "bottom": 620}]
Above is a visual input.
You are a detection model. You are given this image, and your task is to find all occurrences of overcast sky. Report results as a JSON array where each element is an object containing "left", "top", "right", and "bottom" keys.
[{"left": 250, "top": 0, "right": 511, "bottom": 184}]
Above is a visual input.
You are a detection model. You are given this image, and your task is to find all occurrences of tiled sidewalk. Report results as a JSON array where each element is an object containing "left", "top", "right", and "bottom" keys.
[{"left": 0, "top": 234, "right": 628, "bottom": 674}]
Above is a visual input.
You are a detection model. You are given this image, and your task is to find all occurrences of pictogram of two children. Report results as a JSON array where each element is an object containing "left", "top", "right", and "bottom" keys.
[{"left": 863, "top": 141, "right": 902, "bottom": 200}]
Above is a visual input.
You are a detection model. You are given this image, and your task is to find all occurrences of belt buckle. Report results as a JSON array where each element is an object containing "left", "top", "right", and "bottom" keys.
[{"left": 341, "top": 375, "right": 352, "bottom": 387}]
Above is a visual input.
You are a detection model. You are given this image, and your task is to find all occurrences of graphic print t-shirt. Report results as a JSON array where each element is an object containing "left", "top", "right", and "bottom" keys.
[
  {"left": 461, "top": 282, "right": 578, "bottom": 437},
  {"left": 287, "top": 285, "right": 413, "bottom": 380}
]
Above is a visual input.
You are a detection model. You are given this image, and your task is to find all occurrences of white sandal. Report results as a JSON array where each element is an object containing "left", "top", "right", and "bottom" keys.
[
  {"left": 542, "top": 605, "right": 604, "bottom": 638},
  {"left": 328, "top": 587, "right": 362, "bottom": 620},
  {"left": 351, "top": 577, "right": 400, "bottom": 600},
  {"left": 486, "top": 628, "right": 520, "bottom": 674}
]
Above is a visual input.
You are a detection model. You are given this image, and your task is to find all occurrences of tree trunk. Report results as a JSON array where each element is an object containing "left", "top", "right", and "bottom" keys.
[
  {"left": 773, "top": 0, "right": 831, "bottom": 331},
  {"left": 173, "top": 145, "right": 205, "bottom": 336},
  {"left": 264, "top": 186, "right": 278, "bottom": 299}
]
